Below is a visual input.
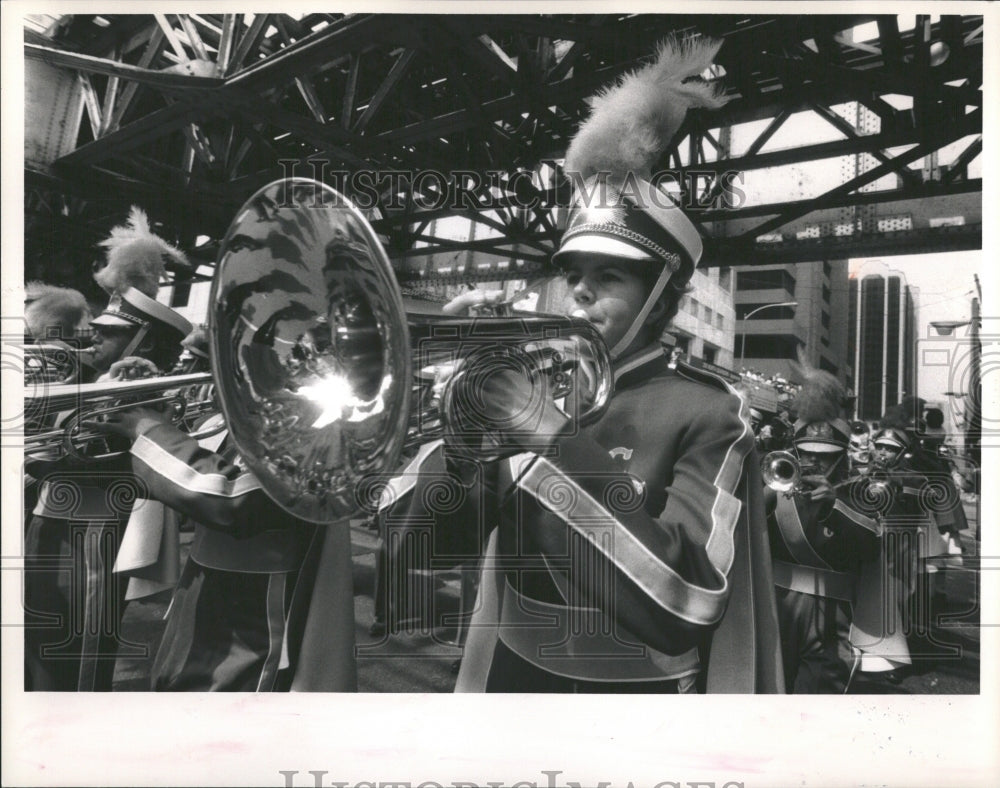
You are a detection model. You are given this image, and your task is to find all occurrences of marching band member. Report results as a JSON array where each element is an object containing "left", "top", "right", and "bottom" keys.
[
  {"left": 23, "top": 214, "right": 190, "bottom": 691},
  {"left": 868, "top": 425, "right": 951, "bottom": 642},
  {"left": 378, "top": 37, "right": 783, "bottom": 693},
  {"left": 882, "top": 399, "right": 967, "bottom": 585},
  {"left": 87, "top": 407, "right": 352, "bottom": 692},
  {"left": 764, "top": 368, "right": 883, "bottom": 693}
]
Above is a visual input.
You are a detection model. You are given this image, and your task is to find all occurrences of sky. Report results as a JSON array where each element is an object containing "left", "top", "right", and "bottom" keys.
[{"left": 850, "top": 249, "right": 985, "bottom": 409}]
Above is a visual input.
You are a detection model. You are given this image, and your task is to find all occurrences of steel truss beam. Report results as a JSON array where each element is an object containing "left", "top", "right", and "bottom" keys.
[{"left": 23, "top": 12, "right": 983, "bottom": 278}]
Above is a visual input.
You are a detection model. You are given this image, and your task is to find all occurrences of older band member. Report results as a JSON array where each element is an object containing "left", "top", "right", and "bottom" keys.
[
  {"left": 378, "top": 37, "right": 783, "bottom": 693},
  {"left": 765, "top": 369, "right": 882, "bottom": 693},
  {"left": 24, "top": 282, "right": 190, "bottom": 691}
]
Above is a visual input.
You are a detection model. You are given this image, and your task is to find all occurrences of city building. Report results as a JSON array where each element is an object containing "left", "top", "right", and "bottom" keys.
[
  {"left": 731, "top": 260, "right": 852, "bottom": 383},
  {"left": 848, "top": 259, "right": 919, "bottom": 421}
]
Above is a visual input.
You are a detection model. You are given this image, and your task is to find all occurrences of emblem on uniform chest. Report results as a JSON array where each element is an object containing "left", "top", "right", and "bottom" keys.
[
  {"left": 609, "top": 447, "right": 634, "bottom": 461},
  {"left": 608, "top": 446, "right": 645, "bottom": 496}
]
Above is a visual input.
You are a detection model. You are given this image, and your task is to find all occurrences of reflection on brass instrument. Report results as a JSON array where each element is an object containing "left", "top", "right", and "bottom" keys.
[
  {"left": 24, "top": 343, "right": 94, "bottom": 385},
  {"left": 466, "top": 287, "right": 534, "bottom": 317},
  {"left": 405, "top": 313, "right": 612, "bottom": 459},
  {"left": 761, "top": 450, "right": 803, "bottom": 493},
  {"left": 848, "top": 419, "right": 871, "bottom": 466},
  {"left": 207, "top": 179, "right": 614, "bottom": 524},
  {"left": 864, "top": 469, "right": 896, "bottom": 499},
  {"left": 24, "top": 373, "right": 219, "bottom": 461}
]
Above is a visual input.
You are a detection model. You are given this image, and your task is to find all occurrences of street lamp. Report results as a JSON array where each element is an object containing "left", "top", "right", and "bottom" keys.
[
  {"left": 930, "top": 289, "right": 981, "bottom": 514},
  {"left": 738, "top": 301, "right": 798, "bottom": 369}
]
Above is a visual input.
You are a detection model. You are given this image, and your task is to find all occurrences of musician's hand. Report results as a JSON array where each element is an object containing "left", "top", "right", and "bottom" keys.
[
  {"left": 802, "top": 474, "right": 836, "bottom": 503},
  {"left": 107, "top": 356, "right": 161, "bottom": 381},
  {"left": 445, "top": 358, "right": 569, "bottom": 453},
  {"left": 83, "top": 406, "right": 169, "bottom": 442},
  {"left": 442, "top": 290, "right": 504, "bottom": 316}
]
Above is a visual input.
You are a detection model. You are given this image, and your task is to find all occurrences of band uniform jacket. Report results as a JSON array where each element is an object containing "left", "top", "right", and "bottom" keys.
[
  {"left": 378, "top": 344, "right": 784, "bottom": 692},
  {"left": 128, "top": 423, "right": 356, "bottom": 691}
]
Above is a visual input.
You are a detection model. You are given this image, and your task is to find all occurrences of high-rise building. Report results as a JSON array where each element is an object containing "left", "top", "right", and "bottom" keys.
[
  {"left": 848, "top": 259, "right": 918, "bottom": 421},
  {"left": 732, "top": 260, "right": 851, "bottom": 383}
]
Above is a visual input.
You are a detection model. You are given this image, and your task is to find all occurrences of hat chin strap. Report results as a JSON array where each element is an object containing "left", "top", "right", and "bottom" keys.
[
  {"left": 609, "top": 264, "right": 673, "bottom": 359},
  {"left": 119, "top": 324, "right": 151, "bottom": 366}
]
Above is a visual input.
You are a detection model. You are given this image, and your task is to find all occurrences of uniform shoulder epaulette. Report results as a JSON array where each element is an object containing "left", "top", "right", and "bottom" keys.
[{"left": 674, "top": 360, "right": 734, "bottom": 394}]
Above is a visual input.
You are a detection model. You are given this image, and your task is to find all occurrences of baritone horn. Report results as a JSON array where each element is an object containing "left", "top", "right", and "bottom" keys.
[{"left": 208, "top": 178, "right": 613, "bottom": 524}]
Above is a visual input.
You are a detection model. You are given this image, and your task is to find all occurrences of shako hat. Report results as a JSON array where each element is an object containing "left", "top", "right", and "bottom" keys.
[
  {"left": 553, "top": 36, "right": 729, "bottom": 357},
  {"left": 91, "top": 286, "right": 191, "bottom": 347}
]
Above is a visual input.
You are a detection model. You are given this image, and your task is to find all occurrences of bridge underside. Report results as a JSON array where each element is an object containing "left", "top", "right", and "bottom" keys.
[{"left": 22, "top": 12, "right": 982, "bottom": 295}]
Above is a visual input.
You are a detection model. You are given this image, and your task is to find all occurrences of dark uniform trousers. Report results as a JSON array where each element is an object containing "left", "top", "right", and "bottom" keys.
[{"left": 24, "top": 451, "right": 137, "bottom": 691}]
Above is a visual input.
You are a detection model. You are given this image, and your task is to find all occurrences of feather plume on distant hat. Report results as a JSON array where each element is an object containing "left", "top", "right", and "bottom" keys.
[
  {"left": 94, "top": 207, "right": 187, "bottom": 298},
  {"left": 24, "top": 282, "right": 93, "bottom": 339},
  {"left": 564, "top": 35, "right": 729, "bottom": 181},
  {"left": 789, "top": 350, "right": 847, "bottom": 424},
  {"left": 881, "top": 396, "right": 925, "bottom": 430}
]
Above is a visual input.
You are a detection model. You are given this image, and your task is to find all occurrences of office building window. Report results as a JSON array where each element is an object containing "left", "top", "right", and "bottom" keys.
[
  {"left": 718, "top": 266, "right": 731, "bottom": 292},
  {"left": 736, "top": 269, "right": 796, "bottom": 292},
  {"left": 702, "top": 304, "right": 713, "bottom": 323},
  {"left": 715, "top": 313, "right": 724, "bottom": 329},
  {"left": 822, "top": 283, "right": 831, "bottom": 302},
  {"left": 822, "top": 261, "right": 832, "bottom": 278},
  {"left": 703, "top": 346, "right": 717, "bottom": 365},
  {"left": 737, "top": 334, "right": 800, "bottom": 359},
  {"left": 821, "top": 310, "right": 830, "bottom": 328}
]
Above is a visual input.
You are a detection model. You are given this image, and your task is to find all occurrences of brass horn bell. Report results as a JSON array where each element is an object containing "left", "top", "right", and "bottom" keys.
[
  {"left": 210, "top": 179, "right": 614, "bottom": 524},
  {"left": 761, "top": 450, "right": 802, "bottom": 493}
]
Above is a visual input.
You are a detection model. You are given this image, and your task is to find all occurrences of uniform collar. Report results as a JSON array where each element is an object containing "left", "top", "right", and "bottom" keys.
[{"left": 613, "top": 342, "right": 668, "bottom": 388}]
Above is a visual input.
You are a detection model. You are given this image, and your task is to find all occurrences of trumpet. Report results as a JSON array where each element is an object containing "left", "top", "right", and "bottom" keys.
[
  {"left": 404, "top": 313, "right": 611, "bottom": 457},
  {"left": 761, "top": 449, "right": 899, "bottom": 508},
  {"left": 760, "top": 450, "right": 837, "bottom": 495},
  {"left": 24, "top": 372, "right": 221, "bottom": 461},
  {"left": 24, "top": 342, "right": 95, "bottom": 385},
  {"left": 760, "top": 450, "right": 807, "bottom": 494}
]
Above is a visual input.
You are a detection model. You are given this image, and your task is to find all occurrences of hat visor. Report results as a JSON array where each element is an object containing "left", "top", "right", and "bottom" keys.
[
  {"left": 795, "top": 440, "right": 845, "bottom": 453},
  {"left": 90, "top": 313, "right": 136, "bottom": 328},
  {"left": 553, "top": 234, "right": 657, "bottom": 264},
  {"left": 873, "top": 441, "right": 905, "bottom": 451}
]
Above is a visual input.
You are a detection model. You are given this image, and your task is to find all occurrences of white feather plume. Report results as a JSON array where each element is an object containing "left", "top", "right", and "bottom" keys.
[
  {"left": 94, "top": 206, "right": 188, "bottom": 298},
  {"left": 564, "top": 35, "right": 729, "bottom": 180}
]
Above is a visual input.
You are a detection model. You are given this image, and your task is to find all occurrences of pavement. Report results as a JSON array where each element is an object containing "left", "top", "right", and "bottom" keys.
[{"left": 113, "top": 500, "right": 982, "bottom": 694}]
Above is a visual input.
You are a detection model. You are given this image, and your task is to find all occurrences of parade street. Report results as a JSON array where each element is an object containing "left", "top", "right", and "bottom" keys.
[{"left": 114, "top": 499, "right": 981, "bottom": 695}]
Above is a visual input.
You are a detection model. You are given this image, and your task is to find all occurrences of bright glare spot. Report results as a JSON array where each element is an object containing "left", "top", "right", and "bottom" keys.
[
  {"left": 298, "top": 373, "right": 392, "bottom": 427},
  {"left": 299, "top": 375, "right": 353, "bottom": 428}
]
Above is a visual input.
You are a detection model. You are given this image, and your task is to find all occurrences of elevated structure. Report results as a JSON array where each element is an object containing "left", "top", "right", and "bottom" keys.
[{"left": 22, "top": 13, "right": 982, "bottom": 304}]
